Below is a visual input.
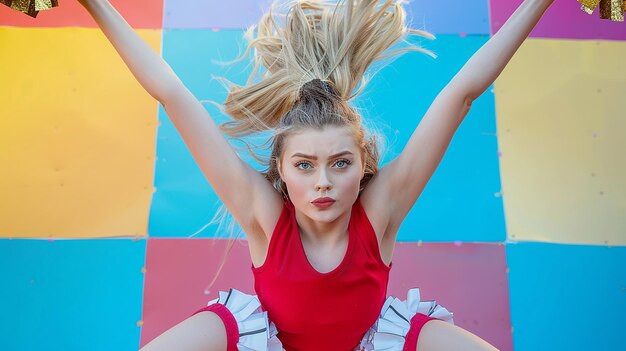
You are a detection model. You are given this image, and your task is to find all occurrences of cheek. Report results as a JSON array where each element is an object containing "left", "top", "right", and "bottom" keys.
[
  {"left": 350, "top": 173, "right": 364, "bottom": 189},
  {"left": 283, "top": 171, "right": 307, "bottom": 192},
  {"left": 286, "top": 178, "right": 305, "bottom": 193},
  {"left": 335, "top": 170, "right": 362, "bottom": 189}
]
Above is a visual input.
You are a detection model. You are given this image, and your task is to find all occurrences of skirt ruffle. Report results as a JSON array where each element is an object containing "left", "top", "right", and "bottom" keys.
[
  {"left": 207, "top": 288, "right": 453, "bottom": 351},
  {"left": 206, "top": 288, "right": 283, "bottom": 351},
  {"left": 355, "top": 288, "right": 454, "bottom": 351}
]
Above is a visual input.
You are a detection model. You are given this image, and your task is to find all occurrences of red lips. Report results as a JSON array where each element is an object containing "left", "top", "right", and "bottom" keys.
[
  {"left": 312, "top": 197, "right": 335, "bottom": 204},
  {"left": 312, "top": 197, "right": 335, "bottom": 209}
]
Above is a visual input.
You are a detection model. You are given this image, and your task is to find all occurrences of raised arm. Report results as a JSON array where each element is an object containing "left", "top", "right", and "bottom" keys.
[
  {"left": 364, "top": 0, "right": 555, "bottom": 236},
  {"left": 454, "top": 0, "right": 555, "bottom": 100},
  {"left": 79, "top": 0, "right": 177, "bottom": 102},
  {"left": 79, "top": 0, "right": 283, "bottom": 239}
]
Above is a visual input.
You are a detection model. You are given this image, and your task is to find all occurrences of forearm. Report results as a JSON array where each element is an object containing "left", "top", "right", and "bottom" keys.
[
  {"left": 453, "top": 0, "right": 554, "bottom": 100},
  {"left": 81, "top": 0, "right": 184, "bottom": 102}
]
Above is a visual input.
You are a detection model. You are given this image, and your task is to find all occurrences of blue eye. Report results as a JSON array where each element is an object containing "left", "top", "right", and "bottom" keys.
[
  {"left": 295, "top": 159, "right": 351, "bottom": 170},
  {"left": 295, "top": 161, "right": 312, "bottom": 170},
  {"left": 335, "top": 159, "right": 352, "bottom": 168}
]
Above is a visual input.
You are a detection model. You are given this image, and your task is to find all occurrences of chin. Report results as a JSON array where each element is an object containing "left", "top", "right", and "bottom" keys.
[
  {"left": 309, "top": 204, "right": 347, "bottom": 221},
  {"left": 308, "top": 213, "right": 339, "bottom": 224}
]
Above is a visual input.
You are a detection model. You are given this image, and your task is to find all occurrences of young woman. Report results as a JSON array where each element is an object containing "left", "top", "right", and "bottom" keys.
[{"left": 76, "top": 0, "right": 555, "bottom": 350}]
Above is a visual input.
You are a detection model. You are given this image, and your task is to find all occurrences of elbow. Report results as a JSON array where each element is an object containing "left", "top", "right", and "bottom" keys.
[
  {"left": 157, "top": 78, "right": 189, "bottom": 105},
  {"left": 458, "top": 95, "right": 474, "bottom": 122},
  {"left": 146, "top": 89, "right": 171, "bottom": 106},
  {"left": 465, "top": 87, "right": 483, "bottom": 103},
  {"left": 463, "top": 95, "right": 474, "bottom": 114},
  {"left": 464, "top": 95, "right": 475, "bottom": 108},
  {"left": 465, "top": 80, "right": 495, "bottom": 102},
  {"left": 160, "top": 84, "right": 192, "bottom": 108},
  {"left": 447, "top": 81, "right": 480, "bottom": 111}
]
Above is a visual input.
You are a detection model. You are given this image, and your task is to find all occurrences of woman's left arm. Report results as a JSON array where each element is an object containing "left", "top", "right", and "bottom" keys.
[
  {"left": 454, "top": 0, "right": 555, "bottom": 100},
  {"left": 369, "top": 0, "right": 555, "bottom": 230}
]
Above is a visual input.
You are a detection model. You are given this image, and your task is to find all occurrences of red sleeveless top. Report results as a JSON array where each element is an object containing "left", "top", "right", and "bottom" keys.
[{"left": 252, "top": 197, "right": 392, "bottom": 351}]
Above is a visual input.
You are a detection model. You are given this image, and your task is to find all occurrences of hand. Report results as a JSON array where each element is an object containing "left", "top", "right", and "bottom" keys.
[{"left": 77, "top": 0, "right": 107, "bottom": 8}]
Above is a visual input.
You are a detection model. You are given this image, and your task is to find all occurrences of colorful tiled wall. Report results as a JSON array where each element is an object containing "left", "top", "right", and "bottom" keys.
[{"left": 1, "top": 1, "right": 624, "bottom": 350}]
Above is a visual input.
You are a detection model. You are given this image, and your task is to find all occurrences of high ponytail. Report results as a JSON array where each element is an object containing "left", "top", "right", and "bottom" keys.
[{"left": 217, "top": 0, "right": 434, "bottom": 137}]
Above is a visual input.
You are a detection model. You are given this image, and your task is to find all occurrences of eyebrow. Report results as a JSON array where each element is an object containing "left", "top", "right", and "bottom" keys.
[{"left": 290, "top": 150, "right": 354, "bottom": 160}]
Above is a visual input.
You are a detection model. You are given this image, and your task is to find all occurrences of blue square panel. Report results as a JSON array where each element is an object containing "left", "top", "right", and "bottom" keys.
[
  {"left": 506, "top": 243, "right": 626, "bottom": 350},
  {"left": 0, "top": 239, "right": 146, "bottom": 351},
  {"left": 152, "top": 29, "right": 503, "bottom": 242},
  {"left": 359, "top": 34, "right": 503, "bottom": 242},
  {"left": 150, "top": 29, "right": 255, "bottom": 238}
]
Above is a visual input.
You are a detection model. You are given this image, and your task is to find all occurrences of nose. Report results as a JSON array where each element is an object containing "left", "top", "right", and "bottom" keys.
[{"left": 315, "top": 168, "right": 332, "bottom": 192}]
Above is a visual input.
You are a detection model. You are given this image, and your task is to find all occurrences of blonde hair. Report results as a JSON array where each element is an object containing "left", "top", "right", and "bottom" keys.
[{"left": 193, "top": 0, "right": 435, "bottom": 293}]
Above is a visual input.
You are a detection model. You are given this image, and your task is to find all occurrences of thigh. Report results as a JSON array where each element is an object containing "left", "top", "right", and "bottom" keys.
[
  {"left": 140, "top": 311, "right": 227, "bottom": 351},
  {"left": 416, "top": 320, "right": 499, "bottom": 351}
]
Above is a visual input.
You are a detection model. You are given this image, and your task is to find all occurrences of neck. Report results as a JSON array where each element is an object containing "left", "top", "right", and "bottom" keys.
[{"left": 294, "top": 208, "right": 351, "bottom": 246}]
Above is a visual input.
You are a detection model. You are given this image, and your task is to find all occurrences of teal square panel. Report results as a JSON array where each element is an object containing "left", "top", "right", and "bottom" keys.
[
  {"left": 151, "top": 29, "right": 503, "bottom": 242},
  {"left": 0, "top": 239, "right": 146, "bottom": 351},
  {"left": 506, "top": 242, "right": 626, "bottom": 351}
]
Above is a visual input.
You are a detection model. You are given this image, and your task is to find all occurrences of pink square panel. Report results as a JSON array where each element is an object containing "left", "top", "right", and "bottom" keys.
[
  {"left": 141, "top": 238, "right": 254, "bottom": 347},
  {"left": 142, "top": 240, "right": 511, "bottom": 350},
  {"left": 389, "top": 243, "right": 512, "bottom": 351}
]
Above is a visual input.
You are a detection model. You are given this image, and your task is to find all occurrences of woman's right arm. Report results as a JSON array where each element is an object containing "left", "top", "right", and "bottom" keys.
[
  {"left": 79, "top": 0, "right": 283, "bottom": 238},
  {"left": 80, "top": 0, "right": 177, "bottom": 102}
]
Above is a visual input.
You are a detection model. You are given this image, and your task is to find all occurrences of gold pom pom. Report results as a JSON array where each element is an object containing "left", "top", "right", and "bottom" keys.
[
  {"left": 578, "top": 0, "right": 625, "bottom": 21},
  {"left": 0, "top": 0, "right": 58, "bottom": 18}
]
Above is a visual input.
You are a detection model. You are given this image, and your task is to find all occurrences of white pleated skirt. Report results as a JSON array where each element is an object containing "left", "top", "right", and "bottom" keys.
[{"left": 200, "top": 288, "right": 454, "bottom": 351}]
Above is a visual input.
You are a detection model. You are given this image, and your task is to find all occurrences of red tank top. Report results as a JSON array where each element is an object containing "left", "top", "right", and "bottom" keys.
[{"left": 252, "top": 196, "right": 392, "bottom": 351}]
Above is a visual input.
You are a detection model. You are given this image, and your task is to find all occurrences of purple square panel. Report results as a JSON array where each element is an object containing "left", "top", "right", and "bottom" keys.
[
  {"left": 490, "top": 0, "right": 626, "bottom": 40},
  {"left": 163, "top": 0, "right": 273, "bottom": 29}
]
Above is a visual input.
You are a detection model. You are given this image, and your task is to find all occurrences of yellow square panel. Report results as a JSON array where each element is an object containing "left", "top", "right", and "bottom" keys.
[
  {"left": 495, "top": 39, "right": 626, "bottom": 246},
  {"left": 0, "top": 27, "right": 160, "bottom": 238}
]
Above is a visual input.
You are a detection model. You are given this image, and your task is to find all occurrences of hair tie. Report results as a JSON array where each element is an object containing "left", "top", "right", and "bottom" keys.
[{"left": 321, "top": 80, "right": 332, "bottom": 94}]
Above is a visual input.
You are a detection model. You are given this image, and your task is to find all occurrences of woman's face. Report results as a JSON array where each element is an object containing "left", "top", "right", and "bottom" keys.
[{"left": 278, "top": 126, "right": 365, "bottom": 223}]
